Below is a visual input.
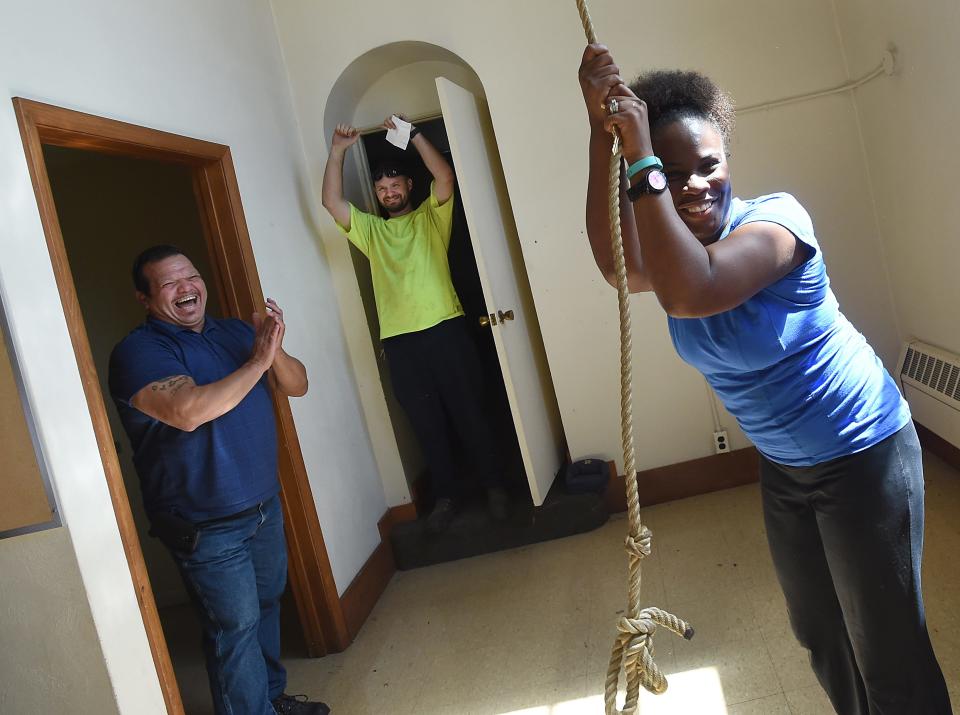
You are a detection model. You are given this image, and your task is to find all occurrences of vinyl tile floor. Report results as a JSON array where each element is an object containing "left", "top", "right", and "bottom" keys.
[{"left": 164, "top": 451, "right": 960, "bottom": 714}]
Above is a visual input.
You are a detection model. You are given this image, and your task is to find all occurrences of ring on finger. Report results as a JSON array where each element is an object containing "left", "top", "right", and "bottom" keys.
[{"left": 608, "top": 98, "right": 619, "bottom": 114}]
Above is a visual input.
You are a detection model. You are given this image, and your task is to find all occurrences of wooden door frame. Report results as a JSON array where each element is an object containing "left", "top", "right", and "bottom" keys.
[{"left": 13, "top": 98, "right": 350, "bottom": 715}]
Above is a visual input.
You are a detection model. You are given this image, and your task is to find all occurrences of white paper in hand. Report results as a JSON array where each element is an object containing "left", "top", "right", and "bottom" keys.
[{"left": 385, "top": 115, "right": 412, "bottom": 150}]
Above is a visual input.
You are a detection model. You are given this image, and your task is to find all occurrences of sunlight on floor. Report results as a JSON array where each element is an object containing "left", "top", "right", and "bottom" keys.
[
  {"left": 166, "top": 453, "right": 959, "bottom": 714},
  {"left": 497, "top": 667, "right": 728, "bottom": 715}
]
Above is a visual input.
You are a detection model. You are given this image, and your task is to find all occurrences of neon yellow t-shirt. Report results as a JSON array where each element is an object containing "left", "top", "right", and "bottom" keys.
[{"left": 339, "top": 183, "right": 464, "bottom": 339}]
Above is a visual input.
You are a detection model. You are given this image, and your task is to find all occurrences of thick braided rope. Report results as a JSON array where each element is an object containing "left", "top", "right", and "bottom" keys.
[{"left": 575, "top": 2, "right": 694, "bottom": 712}]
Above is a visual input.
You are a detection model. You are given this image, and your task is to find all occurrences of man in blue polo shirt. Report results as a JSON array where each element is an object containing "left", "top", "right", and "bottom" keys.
[{"left": 109, "top": 245, "right": 328, "bottom": 715}]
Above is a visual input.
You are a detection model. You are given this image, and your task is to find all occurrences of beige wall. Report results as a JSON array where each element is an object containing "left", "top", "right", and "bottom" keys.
[
  {"left": 0, "top": 529, "right": 118, "bottom": 714},
  {"left": 0, "top": 0, "right": 388, "bottom": 710},
  {"left": 3, "top": 0, "right": 947, "bottom": 707},
  {"left": 272, "top": 0, "right": 901, "bottom": 476},
  {"left": 353, "top": 60, "right": 485, "bottom": 127},
  {"left": 833, "top": 0, "right": 960, "bottom": 357}
]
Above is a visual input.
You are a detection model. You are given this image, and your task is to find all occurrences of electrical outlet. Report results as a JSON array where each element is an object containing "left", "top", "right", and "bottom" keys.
[{"left": 713, "top": 430, "right": 729, "bottom": 454}]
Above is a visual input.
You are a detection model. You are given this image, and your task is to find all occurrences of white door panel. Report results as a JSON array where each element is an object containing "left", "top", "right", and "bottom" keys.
[{"left": 436, "top": 77, "right": 563, "bottom": 505}]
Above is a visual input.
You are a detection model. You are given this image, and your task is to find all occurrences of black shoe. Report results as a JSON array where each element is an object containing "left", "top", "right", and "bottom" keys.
[
  {"left": 272, "top": 693, "right": 330, "bottom": 715},
  {"left": 487, "top": 487, "right": 509, "bottom": 522},
  {"left": 426, "top": 497, "right": 456, "bottom": 534}
]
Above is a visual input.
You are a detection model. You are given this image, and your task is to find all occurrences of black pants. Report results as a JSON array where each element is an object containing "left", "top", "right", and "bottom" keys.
[
  {"left": 383, "top": 317, "right": 500, "bottom": 499},
  {"left": 761, "top": 421, "right": 951, "bottom": 714}
]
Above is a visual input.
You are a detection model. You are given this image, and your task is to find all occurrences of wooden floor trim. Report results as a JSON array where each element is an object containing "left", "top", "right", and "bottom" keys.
[
  {"left": 340, "top": 504, "right": 418, "bottom": 641},
  {"left": 378, "top": 502, "right": 418, "bottom": 540},
  {"left": 602, "top": 421, "right": 959, "bottom": 515},
  {"left": 916, "top": 421, "right": 960, "bottom": 472},
  {"left": 604, "top": 447, "right": 760, "bottom": 513},
  {"left": 342, "top": 423, "right": 957, "bottom": 640}
]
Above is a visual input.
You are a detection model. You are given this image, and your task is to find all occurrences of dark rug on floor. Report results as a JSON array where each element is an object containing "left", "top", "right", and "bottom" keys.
[{"left": 390, "top": 487, "right": 609, "bottom": 570}]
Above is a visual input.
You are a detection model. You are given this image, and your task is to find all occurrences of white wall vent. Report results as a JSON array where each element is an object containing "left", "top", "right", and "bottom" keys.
[{"left": 897, "top": 340, "right": 960, "bottom": 410}]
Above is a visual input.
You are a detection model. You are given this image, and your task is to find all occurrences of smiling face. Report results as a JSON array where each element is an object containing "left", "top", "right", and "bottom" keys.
[
  {"left": 137, "top": 254, "right": 207, "bottom": 331},
  {"left": 654, "top": 116, "right": 733, "bottom": 245},
  {"left": 374, "top": 175, "right": 413, "bottom": 216}
]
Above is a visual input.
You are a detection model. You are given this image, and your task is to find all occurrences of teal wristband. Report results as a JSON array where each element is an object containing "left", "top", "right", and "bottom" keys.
[{"left": 625, "top": 155, "right": 663, "bottom": 180}]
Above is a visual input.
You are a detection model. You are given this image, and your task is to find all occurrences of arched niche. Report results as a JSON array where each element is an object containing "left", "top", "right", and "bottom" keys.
[
  {"left": 323, "top": 41, "right": 485, "bottom": 136},
  {"left": 322, "top": 42, "right": 490, "bottom": 502}
]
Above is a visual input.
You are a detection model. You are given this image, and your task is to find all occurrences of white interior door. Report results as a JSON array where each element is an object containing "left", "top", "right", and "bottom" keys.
[{"left": 436, "top": 77, "right": 563, "bottom": 506}]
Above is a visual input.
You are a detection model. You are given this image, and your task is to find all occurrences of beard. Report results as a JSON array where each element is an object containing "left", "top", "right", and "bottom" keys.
[{"left": 380, "top": 194, "right": 411, "bottom": 215}]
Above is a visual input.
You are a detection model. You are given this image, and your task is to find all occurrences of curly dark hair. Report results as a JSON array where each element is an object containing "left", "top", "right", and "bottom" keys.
[{"left": 629, "top": 70, "right": 735, "bottom": 146}]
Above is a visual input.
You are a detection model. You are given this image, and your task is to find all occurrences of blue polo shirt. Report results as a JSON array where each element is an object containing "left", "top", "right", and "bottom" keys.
[
  {"left": 668, "top": 193, "right": 909, "bottom": 466},
  {"left": 109, "top": 315, "right": 279, "bottom": 521}
]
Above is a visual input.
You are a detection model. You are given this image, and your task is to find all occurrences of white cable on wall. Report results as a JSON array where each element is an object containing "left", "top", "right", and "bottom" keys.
[
  {"left": 704, "top": 378, "right": 723, "bottom": 432},
  {"left": 737, "top": 49, "right": 896, "bottom": 115}
]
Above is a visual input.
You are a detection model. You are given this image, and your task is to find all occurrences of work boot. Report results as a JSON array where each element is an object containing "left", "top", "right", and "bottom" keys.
[
  {"left": 272, "top": 693, "right": 330, "bottom": 715},
  {"left": 487, "top": 486, "right": 509, "bottom": 522},
  {"left": 426, "top": 497, "right": 456, "bottom": 534}
]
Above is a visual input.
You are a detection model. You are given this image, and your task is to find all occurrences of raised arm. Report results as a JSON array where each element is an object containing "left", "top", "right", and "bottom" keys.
[
  {"left": 131, "top": 316, "right": 282, "bottom": 432},
  {"left": 321, "top": 123, "right": 361, "bottom": 229},
  {"left": 386, "top": 115, "right": 455, "bottom": 204},
  {"left": 602, "top": 85, "right": 805, "bottom": 316},
  {"left": 579, "top": 45, "right": 652, "bottom": 292},
  {"left": 582, "top": 44, "right": 805, "bottom": 315}
]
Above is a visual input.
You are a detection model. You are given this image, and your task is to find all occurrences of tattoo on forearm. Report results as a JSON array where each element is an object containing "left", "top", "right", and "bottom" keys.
[{"left": 151, "top": 376, "right": 190, "bottom": 395}]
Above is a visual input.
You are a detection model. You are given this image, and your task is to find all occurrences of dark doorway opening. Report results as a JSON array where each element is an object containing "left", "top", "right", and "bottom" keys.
[
  {"left": 15, "top": 97, "right": 347, "bottom": 715},
  {"left": 43, "top": 145, "right": 309, "bottom": 714},
  {"left": 350, "top": 110, "right": 602, "bottom": 571},
  {"left": 356, "top": 118, "right": 529, "bottom": 517}
]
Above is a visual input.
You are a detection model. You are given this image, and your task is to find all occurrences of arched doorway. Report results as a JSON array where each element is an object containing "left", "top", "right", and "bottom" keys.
[{"left": 322, "top": 43, "right": 568, "bottom": 542}]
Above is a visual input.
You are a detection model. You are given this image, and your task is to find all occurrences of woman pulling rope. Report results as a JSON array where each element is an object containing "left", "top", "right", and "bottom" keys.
[{"left": 576, "top": 7, "right": 952, "bottom": 713}]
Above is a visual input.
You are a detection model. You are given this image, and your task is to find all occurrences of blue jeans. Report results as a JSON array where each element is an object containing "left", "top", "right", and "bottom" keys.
[
  {"left": 761, "top": 422, "right": 951, "bottom": 714},
  {"left": 171, "top": 495, "right": 287, "bottom": 715}
]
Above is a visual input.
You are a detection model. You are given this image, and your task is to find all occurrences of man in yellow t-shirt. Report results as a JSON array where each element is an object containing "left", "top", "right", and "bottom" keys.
[{"left": 321, "top": 115, "right": 507, "bottom": 533}]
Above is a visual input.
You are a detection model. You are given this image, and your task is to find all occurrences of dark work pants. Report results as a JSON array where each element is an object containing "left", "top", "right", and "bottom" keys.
[
  {"left": 761, "top": 422, "right": 951, "bottom": 715},
  {"left": 383, "top": 316, "right": 501, "bottom": 499}
]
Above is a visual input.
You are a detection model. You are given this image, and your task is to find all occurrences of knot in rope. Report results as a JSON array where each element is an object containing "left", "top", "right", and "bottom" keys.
[
  {"left": 605, "top": 619, "right": 667, "bottom": 711},
  {"left": 616, "top": 613, "right": 659, "bottom": 694},
  {"left": 617, "top": 614, "right": 655, "bottom": 638},
  {"left": 607, "top": 608, "right": 697, "bottom": 710},
  {"left": 625, "top": 526, "right": 652, "bottom": 559}
]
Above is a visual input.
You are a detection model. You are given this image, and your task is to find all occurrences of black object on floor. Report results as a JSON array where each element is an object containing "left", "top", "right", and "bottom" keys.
[{"left": 390, "top": 485, "right": 609, "bottom": 570}]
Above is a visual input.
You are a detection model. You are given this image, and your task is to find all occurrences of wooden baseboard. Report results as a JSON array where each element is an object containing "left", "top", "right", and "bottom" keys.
[
  {"left": 915, "top": 421, "right": 960, "bottom": 472},
  {"left": 341, "top": 427, "right": 955, "bottom": 639},
  {"left": 604, "top": 447, "right": 760, "bottom": 513},
  {"left": 339, "top": 504, "right": 418, "bottom": 642},
  {"left": 378, "top": 502, "right": 418, "bottom": 540},
  {"left": 600, "top": 421, "right": 960, "bottom": 514},
  {"left": 340, "top": 540, "right": 393, "bottom": 641}
]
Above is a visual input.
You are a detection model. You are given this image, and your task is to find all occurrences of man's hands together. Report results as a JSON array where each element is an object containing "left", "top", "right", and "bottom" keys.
[{"left": 249, "top": 298, "right": 285, "bottom": 373}]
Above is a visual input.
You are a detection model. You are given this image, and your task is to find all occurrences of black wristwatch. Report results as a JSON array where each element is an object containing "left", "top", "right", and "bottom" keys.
[
  {"left": 408, "top": 125, "right": 421, "bottom": 140},
  {"left": 626, "top": 168, "right": 668, "bottom": 201}
]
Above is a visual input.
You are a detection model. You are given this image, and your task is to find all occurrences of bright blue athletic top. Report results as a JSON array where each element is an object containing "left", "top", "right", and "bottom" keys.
[
  {"left": 109, "top": 315, "right": 279, "bottom": 521},
  {"left": 667, "top": 193, "right": 909, "bottom": 466}
]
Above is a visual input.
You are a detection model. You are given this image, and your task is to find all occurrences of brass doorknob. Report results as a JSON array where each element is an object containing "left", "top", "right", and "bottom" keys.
[
  {"left": 498, "top": 309, "right": 515, "bottom": 322},
  {"left": 479, "top": 313, "right": 497, "bottom": 327}
]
